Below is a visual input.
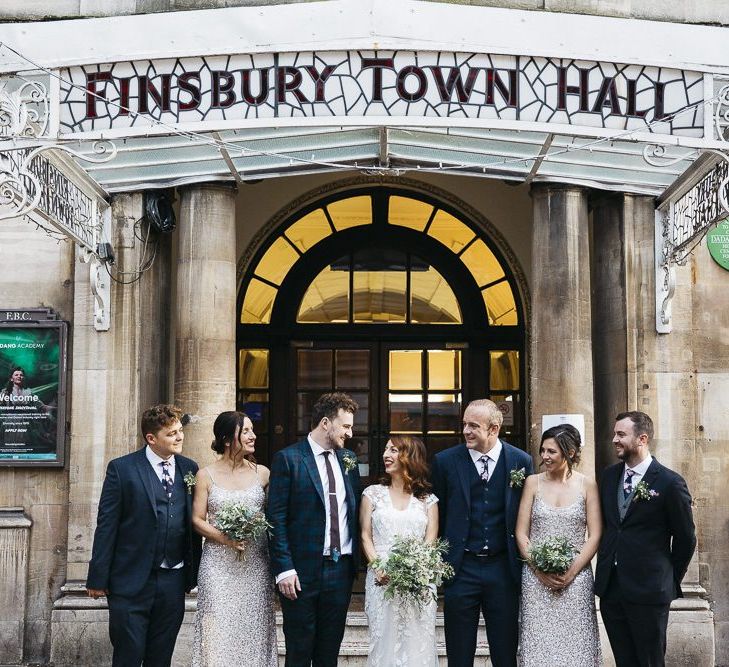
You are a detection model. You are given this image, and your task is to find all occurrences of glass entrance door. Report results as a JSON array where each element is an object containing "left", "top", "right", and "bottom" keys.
[{"left": 291, "top": 343, "right": 466, "bottom": 482}]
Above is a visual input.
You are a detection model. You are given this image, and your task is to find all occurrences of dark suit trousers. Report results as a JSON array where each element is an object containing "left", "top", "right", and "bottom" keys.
[
  {"left": 279, "top": 556, "right": 353, "bottom": 667},
  {"left": 444, "top": 552, "right": 519, "bottom": 667},
  {"left": 600, "top": 569, "right": 670, "bottom": 667},
  {"left": 108, "top": 568, "right": 186, "bottom": 667}
]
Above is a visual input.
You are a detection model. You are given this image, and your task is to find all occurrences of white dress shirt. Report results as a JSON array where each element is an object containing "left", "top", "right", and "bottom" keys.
[
  {"left": 469, "top": 438, "right": 503, "bottom": 479},
  {"left": 623, "top": 454, "right": 653, "bottom": 488},
  {"left": 275, "top": 435, "right": 352, "bottom": 584},
  {"left": 144, "top": 445, "right": 183, "bottom": 569}
]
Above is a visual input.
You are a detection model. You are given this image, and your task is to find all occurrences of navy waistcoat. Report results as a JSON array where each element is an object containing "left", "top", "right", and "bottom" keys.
[
  {"left": 465, "top": 452, "right": 507, "bottom": 554},
  {"left": 148, "top": 464, "right": 187, "bottom": 567}
]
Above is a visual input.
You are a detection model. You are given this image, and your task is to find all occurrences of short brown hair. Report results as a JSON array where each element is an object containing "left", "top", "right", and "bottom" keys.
[
  {"left": 311, "top": 392, "right": 358, "bottom": 429},
  {"left": 141, "top": 404, "right": 183, "bottom": 439},
  {"left": 616, "top": 411, "right": 654, "bottom": 442}
]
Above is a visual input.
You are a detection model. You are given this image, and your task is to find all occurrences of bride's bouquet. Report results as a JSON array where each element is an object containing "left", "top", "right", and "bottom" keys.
[
  {"left": 369, "top": 536, "right": 454, "bottom": 609},
  {"left": 214, "top": 501, "right": 272, "bottom": 559},
  {"left": 527, "top": 536, "right": 576, "bottom": 574}
]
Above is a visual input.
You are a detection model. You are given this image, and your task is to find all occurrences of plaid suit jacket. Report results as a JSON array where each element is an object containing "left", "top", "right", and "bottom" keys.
[{"left": 267, "top": 439, "right": 361, "bottom": 585}]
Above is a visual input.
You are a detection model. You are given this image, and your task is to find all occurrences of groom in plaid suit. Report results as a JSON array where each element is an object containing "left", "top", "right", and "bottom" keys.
[{"left": 267, "top": 392, "right": 361, "bottom": 667}]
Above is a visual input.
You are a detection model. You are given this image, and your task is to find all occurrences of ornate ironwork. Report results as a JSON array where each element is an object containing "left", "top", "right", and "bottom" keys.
[
  {"left": 714, "top": 81, "right": 729, "bottom": 142},
  {"left": 642, "top": 144, "right": 697, "bottom": 167},
  {"left": 0, "top": 77, "right": 49, "bottom": 139}
]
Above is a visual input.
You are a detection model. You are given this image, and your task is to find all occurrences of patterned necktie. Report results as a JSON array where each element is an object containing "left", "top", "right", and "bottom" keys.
[
  {"left": 479, "top": 455, "right": 490, "bottom": 483},
  {"left": 322, "top": 451, "right": 341, "bottom": 561},
  {"left": 160, "top": 460, "right": 174, "bottom": 498},
  {"left": 623, "top": 468, "right": 635, "bottom": 499}
]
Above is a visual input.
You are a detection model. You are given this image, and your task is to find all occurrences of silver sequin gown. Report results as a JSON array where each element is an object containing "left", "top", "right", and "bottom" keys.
[
  {"left": 192, "top": 481, "right": 277, "bottom": 667},
  {"left": 519, "top": 486, "right": 602, "bottom": 666}
]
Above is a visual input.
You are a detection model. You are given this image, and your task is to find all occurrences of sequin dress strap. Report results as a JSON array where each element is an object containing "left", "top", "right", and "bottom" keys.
[{"left": 205, "top": 467, "right": 216, "bottom": 486}]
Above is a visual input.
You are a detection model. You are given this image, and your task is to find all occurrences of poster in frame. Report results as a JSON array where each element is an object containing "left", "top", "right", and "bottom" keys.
[{"left": 0, "top": 309, "right": 68, "bottom": 467}]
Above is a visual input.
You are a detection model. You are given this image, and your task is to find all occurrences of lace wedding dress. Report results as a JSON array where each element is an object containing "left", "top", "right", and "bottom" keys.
[{"left": 363, "top": 484, "right": 439, "bottom": 667}]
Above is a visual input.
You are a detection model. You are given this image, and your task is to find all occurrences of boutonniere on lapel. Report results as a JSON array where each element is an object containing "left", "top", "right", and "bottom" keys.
[
  {"left": 341, "top": 452, "right": 358, "bottom": 474},
  {"left": 632, "top": 480, "right": 659, "bottom": 502},
  {"left": 509, "top": 467, "right": 526, "bottom": 489},
  {"left": 183, "top": 471, "right": 197, "bottom": 495}
]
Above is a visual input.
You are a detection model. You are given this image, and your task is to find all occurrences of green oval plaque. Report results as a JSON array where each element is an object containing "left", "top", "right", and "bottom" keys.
[{"left": 707, "top": 218, "right": 729, "bottom": 271}]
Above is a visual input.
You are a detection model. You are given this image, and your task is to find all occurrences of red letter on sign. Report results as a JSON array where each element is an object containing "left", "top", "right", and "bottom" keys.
[
  {"left": 361, "top": 58, "right": 395, "bottom": 102},
  {"left": 86, "top": 71, "right": 114, "bottom": 119}
]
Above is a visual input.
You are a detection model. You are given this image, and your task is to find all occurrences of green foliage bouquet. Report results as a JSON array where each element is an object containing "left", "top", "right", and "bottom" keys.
[
  {"left": 214, "top": 501, "right": 272, "bottom": 559},
  {"left": 527, "top": 536, "right": 576, "bottom": 574},
  {"left": 370, "top": 536, "right": 454, "bottom": 609}
]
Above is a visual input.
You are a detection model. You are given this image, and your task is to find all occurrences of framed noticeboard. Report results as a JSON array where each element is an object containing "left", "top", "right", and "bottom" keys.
[{"left": 0, "top": 309, "right": 68, "bottom": 467}]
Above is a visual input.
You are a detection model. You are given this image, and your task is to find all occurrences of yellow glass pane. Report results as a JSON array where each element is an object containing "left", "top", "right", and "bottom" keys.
[
  {"left": 297, "top": 263, "right": 350, "bottom": 323},
  {"left": 238, "top": 349, "right": 269, "bottom": 388},
  {"left": 389, "top": 393, "right": 423, "bottom": 433},
  {"left": 427, "top": 209, "right": 475, "bottom": 253},
  {"left": 241, "top": 278, "right": 277, "bottom": 324},
  {"left": 388, "top": 196, "right": 434, "bottom": 231},
  {"left": 427, "top": 392, "right": 461, "bottom": 433},
  {"left": 460, "top": 239, "right": 505, "bottom": 288},
  {"left": 389, "top": 351, "right": 423, "bottom": 390},
  {"left": 490, "top": 351, "right": 520, "bottom": 390},
  {"left": 411, "top": 266, "right": 462, "bottom": 323},
  {"left": 254, "top": 236, "right": 300, "bottom": 286},
  {"left": 482, "top": 280, "right": 518, "bottom": 325},
  {"left": 326, "top": 196, "right": 372, "bottom": 230},
  {"left": 428, "top": 350, "right": 461, "bottom": 390},
  {"left": 353, "top": 270, "right": 407, "bottom": 323},
  {"left": 285, "top": 208, "right": 331, "bottom": 253}
]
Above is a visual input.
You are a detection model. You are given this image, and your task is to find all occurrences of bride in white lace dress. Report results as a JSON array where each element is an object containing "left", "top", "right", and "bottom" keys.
[
  {"left": 190, "top": 412, "right": 277, "bottom": 667},
  {"left": 360, "top": 436, "right": 439, "bottom": 667}
]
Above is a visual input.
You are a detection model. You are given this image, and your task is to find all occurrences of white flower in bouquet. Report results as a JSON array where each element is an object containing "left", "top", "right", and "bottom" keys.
[
  {"left": 527, "top": 536, "right": 576, "bottom": 575},
  {"left": 370, "top": 536, "right": 454, "bottom": 609},
  {"left": 214, "top": 501, "right": 272, "bottom": 559}
]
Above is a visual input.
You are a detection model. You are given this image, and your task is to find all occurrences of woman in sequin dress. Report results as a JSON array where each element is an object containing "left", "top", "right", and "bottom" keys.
[
  {"left": 360, "top": 435, "right": 439, "bottom": 667},
  {"left": 515, "top": 424, "right": 603, "bottom": 666},
  {"left": 191, "top": 411, "right": 277, "bottom": 667}
]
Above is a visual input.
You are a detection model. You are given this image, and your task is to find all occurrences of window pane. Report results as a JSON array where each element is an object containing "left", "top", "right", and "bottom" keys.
[
  {"left": 238, "top": 349, "right": 269, "bottom": 388},
  {"left": 296, "top": 392, "right": 320, "bottom": 433},
  {"left": 348, "top": 436, "right": 370, "bottom": 476},
  {"left": 336, "top": 350, "right": 370, "bottom": 388},
  {"left": 285, "top": 208, "right": 331, "bottom": 253},
  {"left": 427, "top": 392, "right": 462, "bottom": 433},
  {"left": 389, "top": 393, "right": 423, "bottom": 433},
  {"left": 238, "top": 391, "right": 269, "bottom": 434},
  {"left": 482, "top": 280, "right": 518, "bottom": 325},
  {"left": 326, "top": 196, "right": 372, "bottom": 230},
  {"left": 254, "top": 236, "right": 300, "bottom": 286},
  {"left": 297, "top": 259, "right": 350, "bottom": 323},
  {"left": 490, "top": 394, "right": 520, "bottom": 443},
  {"left": 297, "top": 349, "right": 332, "bottom": 389},
  {"left": 490, "top": 350, "right": 520, "bottom": 391},
  {"left": 428, "top": 350, "right": 461, "bottom": 390},
  {"left": 427, "top": 209, "right": 475, "bottom": 253},
  {"left": 353, "top": 270, "right": 407, "bottom": 323},
  {"left": 423, "top": 435, "right": 462, "bottom": 461},
  {"left": 460, "top": 239, "right": 505, "bottom": 288},
  {"left": 241, "top": 278, "right": 276, "bottom": 324},
  {"left": 389, "top": 350, "right": 423, "bottom": 390},
  {"left": 388, "top": 195, "right": 433, "bottom": 231},
  {"left": 411, "top": 266, "right": 462, "bottom": 324},
  {"left": 349, "top": 391, "right": 370, "bottom": 432}
]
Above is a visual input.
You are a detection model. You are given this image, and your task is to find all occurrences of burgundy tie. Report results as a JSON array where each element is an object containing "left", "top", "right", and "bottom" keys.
[{"left": 323, "top": 451, "right": 341, "bottom": 561}]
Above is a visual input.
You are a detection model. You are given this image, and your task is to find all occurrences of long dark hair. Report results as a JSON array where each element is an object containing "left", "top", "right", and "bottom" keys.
[
  {"left": 211, "top": 411, "right": 256, "bottom": 468},
  {"left": 2, "top": 366, "right": 25, "bottom": 395},
  {"left": 380, "top": 435, "right": 432, "bottom": 500},
  {"left": 539, "top": 424, "right": 582, "bottom": 477}
]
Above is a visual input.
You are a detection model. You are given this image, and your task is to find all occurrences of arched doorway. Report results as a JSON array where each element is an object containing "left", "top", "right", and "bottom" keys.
[{"left": 237, "top": 186, "right": 526, "bottom": 482}]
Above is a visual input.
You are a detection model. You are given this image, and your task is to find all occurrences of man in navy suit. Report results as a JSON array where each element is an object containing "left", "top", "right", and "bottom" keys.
[
  {"left": 432, "top": 398, "right": 533, "bottom": 667},
  {"left": 595, "top": 411, "right": 696, "bottom": 667},
  {"left": 267, "top": 392, "right": 361, "bottom": 667},
  {"left": 87, "top": 404, "right": 202, "bottom": 667}
]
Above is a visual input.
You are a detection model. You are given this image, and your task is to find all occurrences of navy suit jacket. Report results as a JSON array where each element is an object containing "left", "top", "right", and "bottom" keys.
[
  {"left": 267, "top": 440, "right": 361, "bottom": 585},
  {"left": 86, "top": 448, "right": 202, "bottom": 597},
  {"left": 432, "top": 441, "right": 533, "bottom": 588},
  {"left": 595, "top": 458, "right": 696, "bottom": 604}
]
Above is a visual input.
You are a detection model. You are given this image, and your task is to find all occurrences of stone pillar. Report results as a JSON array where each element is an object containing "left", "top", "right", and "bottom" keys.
[
  {"left": 174, "top": 184, "right": 237, "bottom": 465},
  {"left": 529, "top": 185, "right": 595, "bottom": 475},
  {"left": 0, "top": 508, "right": 31, "bottom": 664}
]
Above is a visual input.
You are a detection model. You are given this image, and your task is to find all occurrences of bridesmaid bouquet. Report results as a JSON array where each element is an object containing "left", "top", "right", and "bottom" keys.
[
  {"left": 370, "top": 537, "right": 454, "bottom": 609},
  {"left": 214, "top": 501, "right": 272, "bottom": 560},
  {"left": 527, "top": 536, "right": 576, "bottom": 574}
]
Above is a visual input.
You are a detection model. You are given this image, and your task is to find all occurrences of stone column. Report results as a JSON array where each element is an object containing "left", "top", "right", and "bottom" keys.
[
  {"left": 0, "top": 508, "right": 31, "bottom": 664},
  {"left": 174, "top": 184, "right": 237, "bottom": 465},
  {"left": 529, "top": 185, "right": 595, "bottom": 475}
]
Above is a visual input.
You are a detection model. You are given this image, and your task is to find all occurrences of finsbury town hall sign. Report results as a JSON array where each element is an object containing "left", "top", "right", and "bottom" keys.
[{"left": 59, "top": 51, "right": 704, "bottom": 138}]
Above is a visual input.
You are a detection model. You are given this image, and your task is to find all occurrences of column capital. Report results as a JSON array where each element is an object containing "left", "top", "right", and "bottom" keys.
[
  {"left": 178, "top": 181, "right": 238, "bottom": 196},
  {"left": 528, "top": 182, "right": 589, "bottom": 198}
]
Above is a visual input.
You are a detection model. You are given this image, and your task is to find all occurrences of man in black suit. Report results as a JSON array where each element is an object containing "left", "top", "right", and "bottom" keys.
[
  {"left": 595, "top": 410, "right": 696, "bottom": 667},
  {"left": 432, "top": 398, "right": 533, "bottom": 667},
  {"left": 87, "top": 404, "right": 202, "bottom": 667},
  {"left": 267, "top": 392, "right": 361, "bottom": 667}
]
